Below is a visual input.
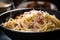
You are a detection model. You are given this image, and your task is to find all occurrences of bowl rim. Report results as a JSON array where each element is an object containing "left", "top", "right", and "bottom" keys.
[
  {"left": 0, "top": 8, "right": 60, "bottom": 33},
  {"left": 0, "top": 8, "right": 59, "bottom": 16}
]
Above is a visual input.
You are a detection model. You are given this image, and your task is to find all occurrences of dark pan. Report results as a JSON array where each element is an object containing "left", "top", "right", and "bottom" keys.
[{"left": 0, "top": 8, "right": 60, "bottom": 40}]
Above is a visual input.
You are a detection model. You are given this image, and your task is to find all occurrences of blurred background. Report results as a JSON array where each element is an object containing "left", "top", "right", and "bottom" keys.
[
  {"left": 0, "top": 0, "right": 60, "bottom": 13},
  {"left": 0, "top": 0, "right": 60, "bottom": 40}
]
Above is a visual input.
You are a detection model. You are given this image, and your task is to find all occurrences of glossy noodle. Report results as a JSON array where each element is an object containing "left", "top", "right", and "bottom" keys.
[{"left": 2, "top": 10, "right": 60, "bottom": 32}]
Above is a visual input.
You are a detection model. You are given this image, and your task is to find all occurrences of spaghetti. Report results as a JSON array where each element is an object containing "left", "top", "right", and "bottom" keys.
[{"left": 2, "top": 10, "right": 60, "bottom": 32}]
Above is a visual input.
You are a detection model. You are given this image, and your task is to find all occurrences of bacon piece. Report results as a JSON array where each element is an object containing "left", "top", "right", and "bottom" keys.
[
  {"left": 19, "top": 23, "right": 23, "bottom": 28},
  {"left": 37, "top": 16, "right": 44, "bottom": 24},
  {"left": 37, "top": 11, "right": 42, "bottom": 16},
  {"left": 15, "top": 16, "right": 19, "bottom": 19},
  {"left": 20, "top": 15, "right": 23, "bottom": 18}
]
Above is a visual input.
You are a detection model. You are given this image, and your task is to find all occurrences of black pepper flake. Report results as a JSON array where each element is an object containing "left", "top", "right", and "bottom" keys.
[
  {"left": 32, "top": 20, "right": 34, "bottom": 22},
  {"left": 36, "top": 26, "right": 39, "bottom": 29},
  {"left": 14, "top": 24, "right": 18, "bottom": 27},
  {"left": 28, "top": 25, "right": 34, "bottom": 29}
]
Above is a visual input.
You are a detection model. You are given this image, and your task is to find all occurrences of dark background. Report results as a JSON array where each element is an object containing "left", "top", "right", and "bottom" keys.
[
  {"left": 43, "top": 0, "right": 60, "bottom": 10},
  {"left": 13, "top": 0, "right": 60, "bottom": 10}
]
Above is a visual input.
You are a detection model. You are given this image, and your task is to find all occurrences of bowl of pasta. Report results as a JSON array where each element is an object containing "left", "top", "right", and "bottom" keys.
[{"left": 0, "top": 8, "right": 60, "bottom": 40}]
